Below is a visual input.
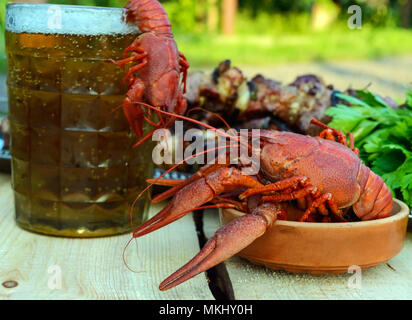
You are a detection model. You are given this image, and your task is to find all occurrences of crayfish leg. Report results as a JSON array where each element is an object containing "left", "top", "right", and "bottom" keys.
[
  {"left": 179, "top": 52, "right": 189, "bottom": 93},
  {"left": 311, "top": 118, "right": 359, "bottom": 155},
  {"left": 122, "top": 60, "right": 148, "bottom": 84},
  {"left": 299, "top": 192, "right": 342, "bottom": 222},
  {"left": 239, "top": 175, "right": 309, "bottom": 200}
]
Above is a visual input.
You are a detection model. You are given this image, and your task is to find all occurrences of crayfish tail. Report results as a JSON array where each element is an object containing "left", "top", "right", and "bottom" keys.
[
  {"left": 124, "top": 0, "right": 172, "bottom": 35},
  {"left": 353, "top": 165, "right": 393, "bottom": 220}
]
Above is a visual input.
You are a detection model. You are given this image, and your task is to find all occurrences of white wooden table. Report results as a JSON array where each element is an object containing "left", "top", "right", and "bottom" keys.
[
  {"left": 0, "top": 174, "right": 213, "bottom": 300},
  {"left": 0, "top": 173, "right": 411, "bottom": 300}
]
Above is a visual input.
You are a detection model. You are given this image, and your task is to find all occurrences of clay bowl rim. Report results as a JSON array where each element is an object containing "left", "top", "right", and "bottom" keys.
[{"left": 221, "top": 198, "right": 409, "bottom": 228}]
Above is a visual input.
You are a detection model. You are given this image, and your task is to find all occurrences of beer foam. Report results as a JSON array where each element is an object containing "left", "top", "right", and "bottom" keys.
[{"left": 6, "top": 4, "right": 140, "bottom": 35}]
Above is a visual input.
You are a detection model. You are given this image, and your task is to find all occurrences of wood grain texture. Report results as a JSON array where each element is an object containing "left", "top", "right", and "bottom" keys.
[
  {"left": 0, "top": 174, "right": 214, "bottom": 300},
  {"left": 203, "top": 208, "right": 412, "bottom": 300}
]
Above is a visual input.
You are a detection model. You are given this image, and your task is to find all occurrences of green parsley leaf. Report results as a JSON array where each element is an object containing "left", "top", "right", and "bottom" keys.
[{"left": 326, "top": 88, "right": 412, "bottom": 207}]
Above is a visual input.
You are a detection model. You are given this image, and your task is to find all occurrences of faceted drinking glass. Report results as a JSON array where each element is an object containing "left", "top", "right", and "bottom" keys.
[{"left": 6, "top": 4, "right": 152, "bottom": 237}]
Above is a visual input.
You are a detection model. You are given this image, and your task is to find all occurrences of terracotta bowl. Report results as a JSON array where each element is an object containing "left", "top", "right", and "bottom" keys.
[{"left": 219, "top": 199, "right": 409, "bottom": 274}]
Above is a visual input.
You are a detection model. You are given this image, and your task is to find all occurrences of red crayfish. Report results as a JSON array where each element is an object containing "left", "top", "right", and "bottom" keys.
[
  {"left": 133, "top": 118, "right": 393, "bottom": 291},
  {"left": 113, "top": 0, "right": 189, "bottom": 146}
]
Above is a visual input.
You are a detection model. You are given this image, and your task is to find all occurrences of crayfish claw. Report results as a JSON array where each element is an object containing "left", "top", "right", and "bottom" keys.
[{"left": 159, "top": 204, "right": 280, "bottom": 290}]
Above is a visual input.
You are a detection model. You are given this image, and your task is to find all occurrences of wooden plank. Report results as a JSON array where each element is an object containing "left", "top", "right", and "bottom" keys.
[
  {"left": 0, "top": 174, "right": 214, "bottom": 299},
  {"left": 203, "top": 208, "right": 412, "bottom": 300}
]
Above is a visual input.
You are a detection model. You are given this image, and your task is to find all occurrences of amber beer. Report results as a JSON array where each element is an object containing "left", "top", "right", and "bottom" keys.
[{"left": 6, "top": 4, "right": 153, "bottom": 237}]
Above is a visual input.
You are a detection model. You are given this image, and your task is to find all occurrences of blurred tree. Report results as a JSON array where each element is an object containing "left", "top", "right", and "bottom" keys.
[
  {"left": 30, "top": 0, "right": 128, "bottom": 6},
  {"left": 400, "top": 0, "right": 412, "bottom": 27},
  {"left": 162, "top": 0, "right": 197, "bottom": 31},
  {"left": 238, "top": 0, "right": 313, "bottom": 16},
  {"left": 207, "top": 0, "right": 219, "bottom": 32},
  {"left": 10, "top": 0, "right": 47, "bottom": 2},
  {"left": 312, "top": 0, "right": 340, "bottom": 30},
  {"left": 195, "top": 0, "right": 207, "bottom": 26},
  {"left": 222, "top": 0, "right": 237, "bottom": 35}
]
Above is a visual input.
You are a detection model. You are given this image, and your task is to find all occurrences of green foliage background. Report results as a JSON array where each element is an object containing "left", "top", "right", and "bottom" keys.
[{"left": 1, "top": 0, "right": 412, "bottom": 71}]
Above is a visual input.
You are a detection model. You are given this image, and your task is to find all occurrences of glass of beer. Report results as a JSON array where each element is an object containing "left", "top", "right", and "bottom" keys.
[{"left": 5, "top": 4, "right": 153, "bottom": 237}]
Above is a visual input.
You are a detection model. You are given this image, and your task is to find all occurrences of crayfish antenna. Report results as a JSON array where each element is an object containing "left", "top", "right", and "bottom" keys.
[{"left": 146, "top": 178, "right": 186, "bottom": 187}]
